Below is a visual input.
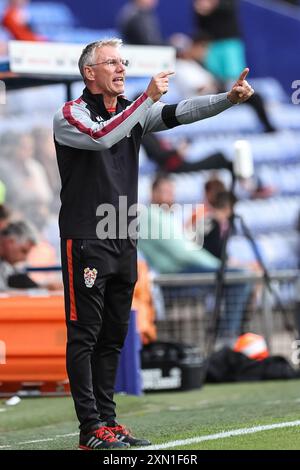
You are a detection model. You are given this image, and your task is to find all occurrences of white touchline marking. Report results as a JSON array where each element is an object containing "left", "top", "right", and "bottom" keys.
[
  {"left": 0, "top": 433, "right": 78, "bottom": 449},
  {"left": 138, "top": 420, "right": 300, "bottom": 450},
  {"left": 1, "top": 420, "right": 300, "bottom": 450}
]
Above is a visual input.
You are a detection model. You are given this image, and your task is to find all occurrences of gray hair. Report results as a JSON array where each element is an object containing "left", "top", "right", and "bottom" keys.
[
  {"left": 78, "top": 38, "right": 123, "bottom": 79},
  {"left": 1, "top": 220, "right": 38, "bottom": 245}
]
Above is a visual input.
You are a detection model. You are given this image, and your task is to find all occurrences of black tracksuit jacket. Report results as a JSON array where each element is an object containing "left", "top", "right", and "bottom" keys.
[{"left": 53, "top": 86, "right": 233, "bottom": 240}]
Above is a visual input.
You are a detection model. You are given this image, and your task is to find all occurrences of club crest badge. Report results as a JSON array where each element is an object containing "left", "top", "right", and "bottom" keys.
[{"left": 84, "top": 267, "right": 98, "bottom": 288}]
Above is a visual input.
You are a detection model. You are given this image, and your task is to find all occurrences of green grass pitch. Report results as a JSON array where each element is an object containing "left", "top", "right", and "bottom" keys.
[{"left": 1, "top": 380, "right": 300, "bottom": 450}]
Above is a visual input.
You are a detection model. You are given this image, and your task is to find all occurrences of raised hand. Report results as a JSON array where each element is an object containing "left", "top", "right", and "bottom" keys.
[
  {"left": 227, "top": 68, "right": 254, "bottom": 104},
  {"left": 146, "top": 71, "right": 175, "bottom": 102}
]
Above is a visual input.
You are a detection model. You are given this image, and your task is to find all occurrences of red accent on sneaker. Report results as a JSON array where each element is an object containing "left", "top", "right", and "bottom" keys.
[
  {"left": 109, "top": 424, "right": 130, "bottom": 435},
  {"left": 93, "top": 426, "right": 118, "bottom": 443}
]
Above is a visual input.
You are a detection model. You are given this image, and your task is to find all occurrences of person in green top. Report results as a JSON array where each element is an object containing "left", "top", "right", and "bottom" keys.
[
  {"left": 139, "top": 175, "right": 220, "bottom": 273},
  {"left": 138, "top": 174, "right": 251, "bottom": 340},
  {"left": 0, "top": 180, "right": 6, "bottom": 205}
]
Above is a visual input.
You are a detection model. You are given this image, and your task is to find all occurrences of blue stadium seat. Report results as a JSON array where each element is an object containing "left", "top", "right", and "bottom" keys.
[
  {"left": 0, "top": 25, "right": 11, "bottom": 40},
  {"left": 28, "top": 2, "right": 76, "bottom": 28},
  {"left": 158, "top": 103, "right": 300, "bottom": 140},
  {"left": 258, "top": 164, "right": 300, "bottom": 195},
  {"left": 138, "top": 175, "right": 152, "bottom": 206},
  {"left": 124, "top": 78, "right": 151, "bottom": 101},
  {"left": 272, "top": 104, "right": 300, "bottom": 130},
  {"left": 257, "top": 232, "right": 299, "bottom": 269},
  {"left": 48, "top": 28, "right": 119, "bottom": 44},
  {"left": 0, "top": 0, "right": 6, "bottom": 21},
  {"left": 175, "top": 131, "right": 300, "bottom": 166},
  {"left": 249, "top": 78, "right": 289, "bottom": 104},
  {"left": 228, "top": 231, "right": 299, "bottom": 269},
  {"left": 235, "top": 197, "right": 300, "bottom": 234},
  {"left": 162, "top": 106, "right": 262, "bottom": 137}
]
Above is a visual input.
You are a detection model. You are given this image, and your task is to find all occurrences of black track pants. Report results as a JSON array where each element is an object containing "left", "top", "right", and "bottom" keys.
[{"left": 61, "top": 238, "right": 137, "bottom": 432}]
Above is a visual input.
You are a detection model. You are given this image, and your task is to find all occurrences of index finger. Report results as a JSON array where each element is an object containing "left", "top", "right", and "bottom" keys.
[
  {"left": 236, "top": 67, "right": 249, "bottom": 84},
  {"left": 158, "top": 71, "right": 175, "bottom": 78}
]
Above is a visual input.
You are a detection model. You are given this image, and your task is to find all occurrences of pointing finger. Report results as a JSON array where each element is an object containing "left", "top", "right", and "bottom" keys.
[
  {"left": 236, "top": 67, "right": 249, "bottom": 85},
  {"left": 158, "top": 71, "right": 175, "bottom": 78}
]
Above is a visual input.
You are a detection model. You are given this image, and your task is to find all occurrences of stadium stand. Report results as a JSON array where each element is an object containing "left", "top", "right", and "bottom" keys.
[
  {"left": 0, "top": 74, "right": 299, "bottom": 271},
  {"left": 0, "top": 0, "right": 299, "bottom": 395},
  {"left": 0, "top": 0, "right": 118, "bottom": 42}
]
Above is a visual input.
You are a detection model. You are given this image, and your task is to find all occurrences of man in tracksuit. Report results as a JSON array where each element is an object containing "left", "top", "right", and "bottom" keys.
[{"left": 53, "top": 38, "right": 254, "bottom": 450}]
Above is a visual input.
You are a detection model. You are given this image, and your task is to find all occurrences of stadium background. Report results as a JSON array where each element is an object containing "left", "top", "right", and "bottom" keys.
[
  {"left": 0, "top": 0, "right": 300, "bottom": 451},
  {"left": 28, "top": 0, "right": 300, "bottom": 92}
]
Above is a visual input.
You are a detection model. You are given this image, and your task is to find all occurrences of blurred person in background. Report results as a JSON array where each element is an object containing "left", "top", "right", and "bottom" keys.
[
  {"left": 0, "top": 220, "right": 62, "bottom": 291},
  {"left": 0, "top": 132, "right": 52, "bottom": 208},
  {"left": 14, "top": 133, "right": 52, "bottom": 205},
  {"left": 0, "top": 133, "right": 18, "bottom": 189},
  {"left": 171, "top": 33, "right": 276, "bottom": 133},
  {"left": 187, "top": 177, "right": 226, "bottom": 234},
  {"left": 204, "top": 177, "right": 226, "bottom": 208},
  {"left": 139, "top": 174, "right": 221, "bottom": 274},
  {"left": 132, "top": 255, "right": 157, "bottom": 345},
  {"left": 0, "top": 220, "right": 38, "bottom": 290},
  {"left": 32, "top": 126, "right": 61, "bottom": 216},
  {"left": 203, "top": 190, "right": 237, "bottom": 259},
  {"left": 0, "top": 179, "right": 6, "bottom": 205},
  {"left": 283, "top": 0, "right": 300, "bottom": 4},
  {"left": 193, "top": 0, "right": 246, "bottom": 81},
  {"left": 117, "top": 0, "right": 164, "bottom": 45},
  {"left": 26, "top": 229, "right": 62, "bottom": 288},
  {"left": 134, "top": 88, "right": 233, "bottom": 173},
  {"left": 189, "top": 181, "right": 265, "bottom": 270},
  {"left": 141, "top": 131, "right": 232, "bottom": 173},
  {"left": 0, "top": 204, "right": 11, "bottom": 231},
  {"left": 139, "top": 174, "right": 252, "bottom": 341},
  {"left": 32, "top": 127, "right": 61, "bottom": 197},
  {"left": 170, "top": 32, "right": 219, "bottom": 98},
  {"left": 2, "top": 0, "right": 44, "bottom": 41},
  {"left": 53, "top": 37, "right": 253, "bottom": 450},
  {"left": 193, "top": 0, "right": 277, "bottom": 134},
  {"left": 0, "top": 41, "right": 8, "bottom": 56}
]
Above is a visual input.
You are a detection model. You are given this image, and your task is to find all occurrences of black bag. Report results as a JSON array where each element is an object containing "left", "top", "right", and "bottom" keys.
[{"left": 206, "top": 347, "right": 300, "bottom": 383}]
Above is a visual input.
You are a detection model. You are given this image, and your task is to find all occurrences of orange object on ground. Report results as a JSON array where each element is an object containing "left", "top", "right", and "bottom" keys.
[
  {"left": 0, "top": 292, "right": 69, "bottom": 394},
  {"left": 132, "top": 259, "right": 157, "bottom": 345},
  {"left": 26, "top": 240, "right": 59, "bottom": 285},
  {"left": 233, "top": 333, "right": 269, "bottom": 361},
  {"left": 0, "top": 277, "right": 156, "bottom": 395}
]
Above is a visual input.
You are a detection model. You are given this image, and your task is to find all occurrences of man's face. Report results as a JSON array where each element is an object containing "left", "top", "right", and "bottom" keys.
[
  {"left": 152, "top": 180, "right": 175, "bottom": 207},
  {"left": 1, "top": 237, "right": 33, "bottom": 265},
  {"left": 17, "top": 134, "right": 34, "bottom": 161},
  {"left": 85, "top": 45, "right": 127, "bottom": 96},
  {"left": 214, "top": 205, "right": 232, "bottom": 223}
]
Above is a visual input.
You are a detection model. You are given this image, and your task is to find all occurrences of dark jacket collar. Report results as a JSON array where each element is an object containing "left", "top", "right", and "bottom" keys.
[{"left": 81, "top": 87, "right": 129, "bottom": 118}]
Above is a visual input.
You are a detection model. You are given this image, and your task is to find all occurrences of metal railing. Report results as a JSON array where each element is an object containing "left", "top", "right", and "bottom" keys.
[{"left": 152, "top": 270, "right": 300, "bottom": 363}]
